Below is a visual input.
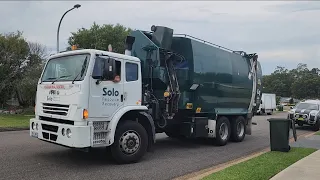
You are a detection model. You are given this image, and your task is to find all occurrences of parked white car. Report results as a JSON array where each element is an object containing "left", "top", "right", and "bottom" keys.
[{"left": 287, "top": 99, "right": 320, "bottom": 131}]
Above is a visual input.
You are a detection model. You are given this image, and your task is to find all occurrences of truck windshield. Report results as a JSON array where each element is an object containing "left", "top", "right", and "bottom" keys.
[
  {"left": 41, "top": 54, "right": 90, "bottom": 82},
  {"left": 295, "top": 103, "right": 319, "bottom": 110}
]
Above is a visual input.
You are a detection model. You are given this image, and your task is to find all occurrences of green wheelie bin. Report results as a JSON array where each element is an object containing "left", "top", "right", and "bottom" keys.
[{"left": 267, "top": 118, "right": 297, "bottom": 152}]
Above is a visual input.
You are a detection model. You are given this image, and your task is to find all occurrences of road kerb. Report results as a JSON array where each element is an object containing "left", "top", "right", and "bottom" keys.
[
  {"left": 0, "top": 127, "right": 29, "bottom": 132},
  {"left": 173, "top": 131, "right": 316, "bottom": 180},
  {"left": 303, "top": 131, "right": 317, "bottom": 138}
]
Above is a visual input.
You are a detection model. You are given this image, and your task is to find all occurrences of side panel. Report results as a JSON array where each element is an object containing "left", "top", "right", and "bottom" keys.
[
  {"left": 264, "top": 94, "right": 272, "bottom": 110},
  {"left": 262, "top": 93, "right": 276, "bottom": 110},
  {"left": 190, "top": 39, "right": 252, "bottom": 114},
  {"left": 271, "top": 94, "right": 277, "bottom": 109}
]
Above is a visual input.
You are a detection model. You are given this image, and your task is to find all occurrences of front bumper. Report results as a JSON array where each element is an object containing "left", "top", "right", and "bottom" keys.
[
  {"left": 29, "top": 118, "right": 91, "bottom": 148},
  {"left": 288, "top": 113, "right": 317, "bottom": 125}
]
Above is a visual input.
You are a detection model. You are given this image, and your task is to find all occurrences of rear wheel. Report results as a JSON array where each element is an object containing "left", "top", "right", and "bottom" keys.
[
  {"left": 230, "top": 116, "right": 246, "bottom": 142},
  {"left": 215, "top": 116, "right": 231, "bottom": 146},
  {"left": 111, "top": 120, "right": 148, "bottom": 164}
]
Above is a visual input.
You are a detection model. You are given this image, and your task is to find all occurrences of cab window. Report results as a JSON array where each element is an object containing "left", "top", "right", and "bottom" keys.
[
  {"left": 125, "top": 62, "right": 138, "bottom": 82},
  {"left": 92, "top": 57, "right": 121, "bottom": 81}
]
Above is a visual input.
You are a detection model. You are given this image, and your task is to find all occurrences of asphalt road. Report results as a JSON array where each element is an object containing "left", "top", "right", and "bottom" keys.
[{"left": 0, "top": 112, "right": 312, "bottom": 180}]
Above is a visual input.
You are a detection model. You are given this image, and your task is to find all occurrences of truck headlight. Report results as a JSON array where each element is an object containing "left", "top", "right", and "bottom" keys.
[{"left": 66, "top": 128, "right": 72, "bottom": 138}]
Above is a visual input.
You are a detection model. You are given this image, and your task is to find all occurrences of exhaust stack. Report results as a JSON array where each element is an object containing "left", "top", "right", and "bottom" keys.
[{"left": 125, "top": 36, "right": 135, "bottom": 56}]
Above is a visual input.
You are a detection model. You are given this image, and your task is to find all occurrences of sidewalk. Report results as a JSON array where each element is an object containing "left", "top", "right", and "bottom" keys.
[
  {"left": 270, "top": 150, "right": 320, "bottom": 180},
  {"left": 270, "top": 135, "right": 320, "bottom": 180}
]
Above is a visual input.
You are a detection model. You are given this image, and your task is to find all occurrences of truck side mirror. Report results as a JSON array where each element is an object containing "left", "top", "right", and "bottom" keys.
[{"left": 103, "top": 58, "right": 116, "bottom": 81}]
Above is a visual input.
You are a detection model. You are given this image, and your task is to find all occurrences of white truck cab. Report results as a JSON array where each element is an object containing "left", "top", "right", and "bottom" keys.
[{"left": 30, "top": 49, "right": 154, "bottom": 163}]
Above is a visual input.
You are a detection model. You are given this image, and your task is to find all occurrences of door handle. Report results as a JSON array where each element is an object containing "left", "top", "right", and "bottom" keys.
[{"left": 121, "top": 94, "right": 124, "bottom": 102}]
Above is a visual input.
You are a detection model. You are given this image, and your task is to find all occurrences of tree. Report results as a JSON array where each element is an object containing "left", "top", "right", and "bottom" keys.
[
  {"left": 67, "top": 22, "right": 132, "bottom": 53},
  {"left": 15, "top": 42, "right": 47, "bottom": 107},
  {"left": 261, "top": 66, "right": 294, "bottom": 97},
  {"left": 0, "top": 31, "right": 47, "bottom": 108},
  {"left": 261, "top": 63, "right": 320, "bottom": 100},
  {"left": 0, "top": 31, "right": 29, "bottom": 106},
  {"left": 276, "top": 96, "right": 281, "bottom": 105}
]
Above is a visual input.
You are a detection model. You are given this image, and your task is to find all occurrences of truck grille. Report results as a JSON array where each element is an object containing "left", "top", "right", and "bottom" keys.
[
  {"left": 295, "top": 114, "right": 308, "bottom": 119},
  {"left": 93, "top": 121, "right": 109, "bottom": 145},
  {"left": 42, "top": 103, "right": 69, "bottom": 116},
  {"left": 41, "top": 124, "right": 58, "bottom": 133},
  {"left": 93, "top": 132, "right": 107, "bottom": 145}
]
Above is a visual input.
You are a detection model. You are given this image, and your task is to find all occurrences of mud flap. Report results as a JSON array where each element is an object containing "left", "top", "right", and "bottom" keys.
[{"left": 246, "top": 118, "right": 252, "bottom": 135}]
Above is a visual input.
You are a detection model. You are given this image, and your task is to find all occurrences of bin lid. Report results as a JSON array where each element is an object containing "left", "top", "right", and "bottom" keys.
[{"left": 267, "top": 118, "right": 291, "bottom": 122}]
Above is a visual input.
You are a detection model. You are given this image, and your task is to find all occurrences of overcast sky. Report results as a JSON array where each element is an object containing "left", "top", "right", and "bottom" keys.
[{"left": 1, "top": 1, "right": 319, "bottom": 75}]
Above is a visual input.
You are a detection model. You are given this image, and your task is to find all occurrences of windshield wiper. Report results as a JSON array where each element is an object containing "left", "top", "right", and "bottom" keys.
[
  {"left": 72, "top": 57, "right": 88, "bottom": 84},
  {"left": 51, "top": 75, "right": 71, "bottom": 84}
]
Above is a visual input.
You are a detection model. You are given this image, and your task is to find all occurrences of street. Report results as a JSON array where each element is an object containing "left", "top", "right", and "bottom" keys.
[{"left": 0, "top": 112, "right": 312, "bottom": 180}]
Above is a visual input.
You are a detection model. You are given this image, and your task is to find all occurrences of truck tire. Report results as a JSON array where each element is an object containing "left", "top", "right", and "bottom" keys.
[
  {"left": 215, "top": 116, "right": 231, "bottom": 146},
  {"left": 111, "top": 120, "right": 148, "bottom": 164},
  {"left": 230, "top": 116, "right": 246, "bottom": 142}
]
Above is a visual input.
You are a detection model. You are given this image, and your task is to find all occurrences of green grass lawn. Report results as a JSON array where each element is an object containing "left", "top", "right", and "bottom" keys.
[
  {"left": 0, "top": 114, "right": 34, "bottom": 128},
  {"left": 315, "top": 131, "right": 320, "bottom": 135},
  {"left": 202, "top": 147, "right": 317, "bottom": 180}
]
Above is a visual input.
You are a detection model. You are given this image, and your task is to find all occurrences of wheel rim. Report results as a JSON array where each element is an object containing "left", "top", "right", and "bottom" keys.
[
  {"left": 219, "top": 123, "right": 229, "bottom": 140},
  {"left": 119, "top": 130, "right": 141, "bottom": 155},
  {"left": 237, "top": 121, "right": 245, "bottom": 137}
]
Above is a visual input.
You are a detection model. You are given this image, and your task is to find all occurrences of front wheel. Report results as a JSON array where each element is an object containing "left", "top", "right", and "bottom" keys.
[
  {"left": 111, "top": 120, "right": 148, "bottom": 164},
  {"left": 215, "top": 116, "right": 231, "bottom": 146}
]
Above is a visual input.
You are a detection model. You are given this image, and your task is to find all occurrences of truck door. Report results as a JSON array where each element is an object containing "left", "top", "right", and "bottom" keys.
[
  {"left": 89, "top": 56, "right": 124, "bottom": 118},
  {"left": 123, "top": 60, "right": 142, "bottom": 106}
]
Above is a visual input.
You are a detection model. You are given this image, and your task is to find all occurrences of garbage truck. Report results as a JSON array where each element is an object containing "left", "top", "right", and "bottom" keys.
[{"left": 30, "top": 25, "right": 261, "bottom": 164}]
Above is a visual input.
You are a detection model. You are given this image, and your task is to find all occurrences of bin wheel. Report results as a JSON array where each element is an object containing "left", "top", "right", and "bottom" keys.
[{"left": 288, "top": 145, "right": 291, "bottom": 151}]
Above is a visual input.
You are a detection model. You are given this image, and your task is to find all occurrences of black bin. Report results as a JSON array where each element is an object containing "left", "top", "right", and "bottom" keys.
[{"left": 267, "top": 118, "right": 293, "bottom": 152}]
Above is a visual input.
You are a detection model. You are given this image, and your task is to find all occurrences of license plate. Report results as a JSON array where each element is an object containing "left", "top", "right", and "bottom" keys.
[
  {"left": 31, "top": 131, "right": 38, "bottom": 138},
  {"left": 298, "top": 118, "right": 304, "bottom": 121}
]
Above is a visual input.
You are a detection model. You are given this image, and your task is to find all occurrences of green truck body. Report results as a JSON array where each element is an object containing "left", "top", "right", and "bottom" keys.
[{"left": 129, "top": 27, "right": 262, "bottom": 117}]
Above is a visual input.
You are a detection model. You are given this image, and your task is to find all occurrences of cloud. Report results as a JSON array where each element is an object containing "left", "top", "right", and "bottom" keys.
[{"left": 0, "top": 1, "right": 319, "bottom": 75}]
